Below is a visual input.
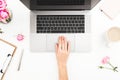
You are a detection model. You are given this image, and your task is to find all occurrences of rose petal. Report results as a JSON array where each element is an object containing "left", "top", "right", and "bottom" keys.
[
  {"left": 0, "top": 9, "right": 10, "bottom": 23},
  {"left": 0, "top": 0, "right": 7, "bottom": 10},
  {"left": 101, "top": 56, "right": 110, "bottom": 64},
  {"left": 17, "top": 34, "right": 24, "bottom": 41}
]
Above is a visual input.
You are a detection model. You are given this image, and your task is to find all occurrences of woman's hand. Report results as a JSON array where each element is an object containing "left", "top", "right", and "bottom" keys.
[{"left": 55, "top": 36, "right": 70, "bottom": 66}]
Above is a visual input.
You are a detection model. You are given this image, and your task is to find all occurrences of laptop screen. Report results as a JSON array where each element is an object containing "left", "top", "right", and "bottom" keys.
[
  {"left": 37, "top": 0, "right": 85, "bottom": 5},
  {"left": 20, "top": 0, "right": 100, "bottom": 10}
]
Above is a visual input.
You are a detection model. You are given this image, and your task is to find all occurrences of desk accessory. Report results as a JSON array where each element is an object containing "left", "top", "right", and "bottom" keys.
[
  {"left": 107, "top": 27, "right": 120, "bottom": 42},
  {"left": 106, "top": 27, "right": 120, "bottom": 47},
  {"left": 100, "top": 0, "right": 120, "bottom": 19},
  {"left": 17, "top": 49, "right": 24, "bottom": 71},
  {"left": 0, "top": 38, "right": 17, "bottom": 80}
]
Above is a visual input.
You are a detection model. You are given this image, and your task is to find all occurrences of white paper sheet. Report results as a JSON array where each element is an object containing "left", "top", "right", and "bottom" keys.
[{"left": 0, "top": 39, "right": 16, "bottom": 79}]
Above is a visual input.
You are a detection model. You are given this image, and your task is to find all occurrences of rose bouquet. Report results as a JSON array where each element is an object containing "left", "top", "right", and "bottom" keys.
[{"left": 0, "top": 0, "right": 12, "bottom": 24}]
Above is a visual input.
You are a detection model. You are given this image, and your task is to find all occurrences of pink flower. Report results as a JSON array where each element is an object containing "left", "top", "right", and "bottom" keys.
[
  {"left": 0, "top": 0, "right": 11, "bottom": 24},
  {"left": 99, "top": 56, "right": 118, "bottom": 72},
  {"left": 0, "top": 9, "right": 8, "bottom": 18},
  {"left": 0, "top": 9, "right": 10, "bottom": 23},
  {"left": 0, "top": 0, "right": 7, "bottom": 10},
  {"left": 101, "top": 56, "right": 110, "bottom": 64},
  {"left": 17, "top": 34, "right": 24, "bottom": 41}
]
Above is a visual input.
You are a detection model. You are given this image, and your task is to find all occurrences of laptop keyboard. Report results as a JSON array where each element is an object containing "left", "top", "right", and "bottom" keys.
[{"left": 36, "top": 15, "right": 85, "bottom": 33}]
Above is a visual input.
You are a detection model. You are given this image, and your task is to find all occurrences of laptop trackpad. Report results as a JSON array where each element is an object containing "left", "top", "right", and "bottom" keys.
[{"left": 47, "top": 34, "right": 75, "bottom": 52}]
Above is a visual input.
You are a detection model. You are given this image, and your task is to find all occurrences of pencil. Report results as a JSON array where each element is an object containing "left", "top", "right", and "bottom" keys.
[{"left": 17, "top": 49, "right": 24, "bottom": 71}]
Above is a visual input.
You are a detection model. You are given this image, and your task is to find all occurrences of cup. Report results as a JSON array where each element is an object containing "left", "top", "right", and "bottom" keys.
[{"left": 106, "top": 27, "right": 120, "bottom": 47}]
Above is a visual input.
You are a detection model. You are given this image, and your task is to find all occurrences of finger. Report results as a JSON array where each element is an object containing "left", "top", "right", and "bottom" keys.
[
  {"left": 61, "top": 36, "right": 65, "bottom": 50},
  {"left": 64, "top": 37, "right": 67, "bottom": 50},
  {"left": 58, "top": 36, "right": 62, "bottom": 49},
  {"left": 58, "top": 36, "right": 62, "bottom": 44},
  {"left": 67, "top": 41, "right": 70, "bottom": 54},
  {"left": 55, "top": 43, "right": 59, "bottom": 54}
]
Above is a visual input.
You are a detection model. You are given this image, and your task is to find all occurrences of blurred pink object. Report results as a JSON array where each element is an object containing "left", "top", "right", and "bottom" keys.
[
  {"left": 0, "top": 0, "right": 12, "bottom": 24},
  {"left": 0, "top": 9, "right": 9, "bottom": 19},
  {"left": 101, "top": 56, "right": 110, "bottom": 64},
  {"left": 17, "top": 34, "right": 24, "bottom": 41},
  {"left": 0, "top": 9, "right": 12, "bottom": 23},
  {"left": 0, "top": 0, "right": 7, "bottom": 10}
]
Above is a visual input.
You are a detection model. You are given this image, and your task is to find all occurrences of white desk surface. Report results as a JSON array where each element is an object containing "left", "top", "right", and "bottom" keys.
[{"left": 1, "top": 0, "right": 120, "bottom": 80}]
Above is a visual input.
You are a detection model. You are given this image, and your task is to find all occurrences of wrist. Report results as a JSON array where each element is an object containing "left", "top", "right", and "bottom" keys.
[{"left": 58, "top": 63, "right": 67, "bottom": 68}]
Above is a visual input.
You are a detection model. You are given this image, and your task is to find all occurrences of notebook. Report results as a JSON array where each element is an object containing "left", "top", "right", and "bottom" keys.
[
  {"left": 100, "top": 0, "right": 120, "bottom": 19},
  {"left": 0, "top": 38, "right": 17, "bottom": 80}
]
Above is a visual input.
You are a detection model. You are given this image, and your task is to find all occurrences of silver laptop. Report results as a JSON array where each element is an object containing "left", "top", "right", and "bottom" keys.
[{"left": 20, "top": 0, "right": 100, "bottom": 52}]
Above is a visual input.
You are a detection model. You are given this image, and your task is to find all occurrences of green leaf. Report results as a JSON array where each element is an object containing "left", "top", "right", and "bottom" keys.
[
  {"left": 99, "top": 66, "right": 104, "bottom": 69},
  {"left": 0, "top": 31, "right": 3, "bottom": 33}
]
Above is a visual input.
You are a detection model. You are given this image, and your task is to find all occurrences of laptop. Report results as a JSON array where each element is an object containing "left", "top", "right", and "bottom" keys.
[{"left": 20, "top": 0, "right": 100, "bottom": 52}]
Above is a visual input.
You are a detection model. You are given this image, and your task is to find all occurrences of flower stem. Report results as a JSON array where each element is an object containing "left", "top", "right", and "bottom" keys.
[
  {"left": 108, "top": 62, "right": 118, "bottom": 72},
  {"left": 100, "top": 66, "right": 118, "bottom": 72},
  {"left": 103, "top": 67, "right": 113, "bottom": 70},
  {"left": 108, "top": 62, "right": 114, "bottom": 69},
  {"left": 113, "top": 67, "right": 118, "bottom": 72}
]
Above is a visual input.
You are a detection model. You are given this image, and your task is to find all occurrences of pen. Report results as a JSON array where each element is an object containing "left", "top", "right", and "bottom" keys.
[
  {"left": 17, "top": 49, "right": 24, "bottom": 71},
  {"left": 0, "top": 54, "right": 12, "bottom": 80},
  {"left": 0, "top": 54, "right": 12, "bottom": 73}
]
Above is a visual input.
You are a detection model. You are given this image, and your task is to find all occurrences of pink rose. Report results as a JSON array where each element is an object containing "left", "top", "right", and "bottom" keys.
[
  {"left": 99, "top": 56, "right": 118, "bottom": 72},
  {"left": 0, "top": 0, "right": 7, "bottom": 10},
  {"left": 101, "top": 56, "right": 110, "bottom": 64},
  {"left": 0, "top": 9, "right": 10, "bottom": 21},
  {"left": 17, "top": 34, "right": 24, "bottom": 41}
]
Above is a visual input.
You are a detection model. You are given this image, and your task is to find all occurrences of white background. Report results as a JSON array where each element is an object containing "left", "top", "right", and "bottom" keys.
[{"left": 1, "top": 0, "right": 120, "bottom": 80}]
